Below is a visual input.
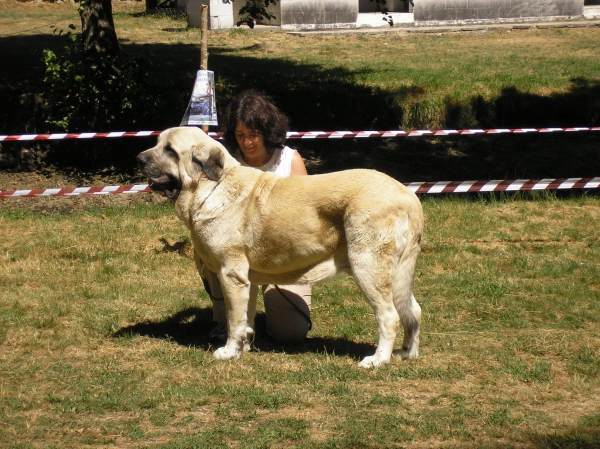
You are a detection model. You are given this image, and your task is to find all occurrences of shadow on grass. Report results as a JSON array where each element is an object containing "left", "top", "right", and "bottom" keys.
[
  {"left": 1, "top": 33, "right": 599, "bottom": 181},
  {"left": 297, "top": 132, "right": 600, "bottom": 184},
  {"left": 470, "top": 79, "right": 600, "bottom": 129},
  {"left": 113, "top": 306, "right": 375, "bottom": 361},
  {"left": 529, "top": 419, "right": 600, "bottom": 449}
]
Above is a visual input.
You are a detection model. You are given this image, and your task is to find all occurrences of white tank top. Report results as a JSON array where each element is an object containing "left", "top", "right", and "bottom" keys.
[{"left": 236, "top": 146, "right": 296, "bottom": 178}]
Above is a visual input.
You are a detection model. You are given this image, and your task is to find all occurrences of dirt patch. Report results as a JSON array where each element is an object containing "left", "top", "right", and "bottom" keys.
[{"left": 0, "top": 170, "right": 166, "bottom": 215}]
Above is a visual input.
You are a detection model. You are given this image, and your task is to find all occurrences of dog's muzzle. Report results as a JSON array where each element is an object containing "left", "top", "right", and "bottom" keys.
[{"left": 137, "top": 153, "right": 181, "bottom": 201}]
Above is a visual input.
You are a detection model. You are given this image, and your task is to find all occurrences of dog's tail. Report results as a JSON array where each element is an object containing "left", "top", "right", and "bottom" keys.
[{"left": 391, "top": 209, "right": 423, "bottom": 359}]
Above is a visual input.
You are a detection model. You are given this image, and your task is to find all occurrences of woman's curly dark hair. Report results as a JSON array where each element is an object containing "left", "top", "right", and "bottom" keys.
[{"left": 222, "top": 90, "right": 289, "bottom": 156}]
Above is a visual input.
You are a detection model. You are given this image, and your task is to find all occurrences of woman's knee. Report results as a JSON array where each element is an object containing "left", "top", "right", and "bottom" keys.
[{"left": 263, "top": 284, "right": 311, "bottom": 343}]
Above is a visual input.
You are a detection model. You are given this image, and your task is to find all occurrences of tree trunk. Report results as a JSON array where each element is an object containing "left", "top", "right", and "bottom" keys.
[
  {"left": 80, "top": 0, "right": 120, "bottom": 59},
  {"left": 146, "top": 0, "right": 157, "bottom": 11}
]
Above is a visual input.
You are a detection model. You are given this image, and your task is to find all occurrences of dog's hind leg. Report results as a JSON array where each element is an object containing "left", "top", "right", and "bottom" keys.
[
  {"left": 353, "top": 268, "right": 400, "bottom": 369},
  {"left": 347, "top": 204, "right": 422, "bottom": 368},
  {"left": 393, "top": 292, "right": 421, "bottom": 361},
  {"left": 347, "top": 248, "right": 400, "bottom": 368},
  {"left": 392, "top": 231, "right": 422, "bottom": 361},
  {"left": 345, "top": 215, "right": 401, "bottom": 368}
]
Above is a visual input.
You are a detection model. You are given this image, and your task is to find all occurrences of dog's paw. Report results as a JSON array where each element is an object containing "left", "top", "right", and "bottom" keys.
[
  {"left": 358, "top": 355, "right": 390, "bottom": 369},
  {"left": 392, "top": 347, "right": 419, "bottom": 360},
  {"left": 243, "top": 327, "right": 255, "bottom": 353},
  {"left": 213, "top": 345, "right": 242, "bottom": 361}
]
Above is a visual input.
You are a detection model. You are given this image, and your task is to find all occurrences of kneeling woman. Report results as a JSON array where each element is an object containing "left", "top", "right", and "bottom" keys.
[{"left": 196, "top": 89, "right": 312, "bottom": 343}]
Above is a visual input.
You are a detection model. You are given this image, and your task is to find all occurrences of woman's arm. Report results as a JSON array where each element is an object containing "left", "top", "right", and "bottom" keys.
[{"left": 290, "top": 150, "right": 308, "bottom": 176}]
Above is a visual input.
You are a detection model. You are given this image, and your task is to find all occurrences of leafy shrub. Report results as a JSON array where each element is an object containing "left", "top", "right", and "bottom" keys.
[{"left": 41, "top": 27, "right": 162, "bottom": 133}]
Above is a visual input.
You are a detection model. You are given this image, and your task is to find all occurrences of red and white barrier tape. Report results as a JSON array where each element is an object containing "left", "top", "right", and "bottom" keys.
[
  {"left": 0, "top": 131, "right": 162, "bottom": 141},
  {"left": 286, "top": 127, "right": 600, "bottom": 139},
  {"left": 2, "top": 177, "right": 599, "bottom": 199},
  {"left": 2, "top": 127, "right": 600, "bottom": 141},
  {"left": 407, "top": 177, "right": 600, "bottom": 194},
  {"left": 0, "top": 184, "right": 151, "bottom": 198}
]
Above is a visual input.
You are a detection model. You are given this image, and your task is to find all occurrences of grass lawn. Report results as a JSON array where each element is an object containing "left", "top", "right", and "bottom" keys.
[
  {"left": 1, "top": 3, "right": 599, "bottom": 447},
  {"left": 1, "top": 195, "right": 599, "bottom": 448}
]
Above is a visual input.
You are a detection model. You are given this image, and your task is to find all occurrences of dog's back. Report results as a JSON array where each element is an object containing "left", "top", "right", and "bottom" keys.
[
  {"left": 240, "top": 168, "right": 422, "bottom": 272},
  {"left": 244, "top": 168, "right": 424, "bottom": 368}
]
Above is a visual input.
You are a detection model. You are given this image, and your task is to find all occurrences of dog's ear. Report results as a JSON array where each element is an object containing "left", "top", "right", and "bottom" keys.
[{"left": 191, "top": 144, "right": 225, "bottom": 181}]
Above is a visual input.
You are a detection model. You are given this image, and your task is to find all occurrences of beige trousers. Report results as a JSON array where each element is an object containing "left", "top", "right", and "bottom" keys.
[{"left": 195, "top": 251, "right": 311, "bottom": 343}]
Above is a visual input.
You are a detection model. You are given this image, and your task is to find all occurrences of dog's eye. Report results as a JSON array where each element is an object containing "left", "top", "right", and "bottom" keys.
[{"left": 164, "top": 145, "right": 178, "bottom": 159}]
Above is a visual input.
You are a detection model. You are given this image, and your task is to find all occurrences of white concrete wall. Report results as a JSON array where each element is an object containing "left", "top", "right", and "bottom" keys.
[
  {"left": 188, "top": 0, "right": 588, "bottom": 30},
  {"left": 187, "top": 0, "right": 234, "bottom": 29},
  {"left": 280, "top": 0, "right": 359, "bottom": 30},
  {"left": 414, "top": 0, "right": 584, "bottom": 25}
]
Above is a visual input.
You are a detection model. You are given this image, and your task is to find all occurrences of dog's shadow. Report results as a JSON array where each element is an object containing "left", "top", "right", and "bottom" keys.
[{"left": 113, "top": 307, "right": 375, "bottom": 361}]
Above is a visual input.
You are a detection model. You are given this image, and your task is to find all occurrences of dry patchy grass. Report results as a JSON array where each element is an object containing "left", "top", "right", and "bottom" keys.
[
  {"left": 1, "top": 196, "right": 599, "bottom": 448},
  {"left": 1, "top": 3, "right": 599, "bottom": 447}
]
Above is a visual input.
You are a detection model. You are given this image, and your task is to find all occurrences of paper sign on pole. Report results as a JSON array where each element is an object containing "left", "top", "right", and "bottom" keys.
[{"left": 181, "top": 70, "right": 218, "bottom": 126}]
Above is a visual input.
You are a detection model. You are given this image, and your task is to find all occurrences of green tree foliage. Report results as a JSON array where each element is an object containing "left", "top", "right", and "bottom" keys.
[
  {"left": 41, "top": 27, "right": 161, "bottom": 133},
  {"left": 236, "top": 0, "right": 277, "bottom": 28}
]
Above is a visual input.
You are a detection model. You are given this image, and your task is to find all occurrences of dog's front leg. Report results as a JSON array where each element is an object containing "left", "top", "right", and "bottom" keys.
[
  {"left": 213, "top": 269, "right": 252, "bottom": 361},
  {"left": 245, "top": 284, "right": 258, "bottom": 352}
]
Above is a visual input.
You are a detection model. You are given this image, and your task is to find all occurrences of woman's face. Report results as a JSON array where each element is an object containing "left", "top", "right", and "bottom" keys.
[{"left": 235, "top": 121, "right": 268, "bottom": 167}]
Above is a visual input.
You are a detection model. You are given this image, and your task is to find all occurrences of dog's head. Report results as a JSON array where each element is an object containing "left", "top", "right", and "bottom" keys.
[{"left": 137, "top": 127, "right": 238, "bottom": 201}]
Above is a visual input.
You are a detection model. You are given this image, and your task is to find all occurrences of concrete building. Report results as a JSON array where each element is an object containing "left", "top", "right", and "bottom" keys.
[
  {"left": 185, "top": 0, "right": 600, "bottom": 30},
  {"left": 186, "top": 0, "right": 413, "bottom": 29},
  {"left": 416, "top": 0, "right": 592, "bottom": 26}
]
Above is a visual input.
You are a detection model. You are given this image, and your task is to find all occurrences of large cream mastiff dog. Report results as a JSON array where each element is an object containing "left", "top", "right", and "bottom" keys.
[{"left": 137, "top": 127, "right": 424, "bottom": 368}]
